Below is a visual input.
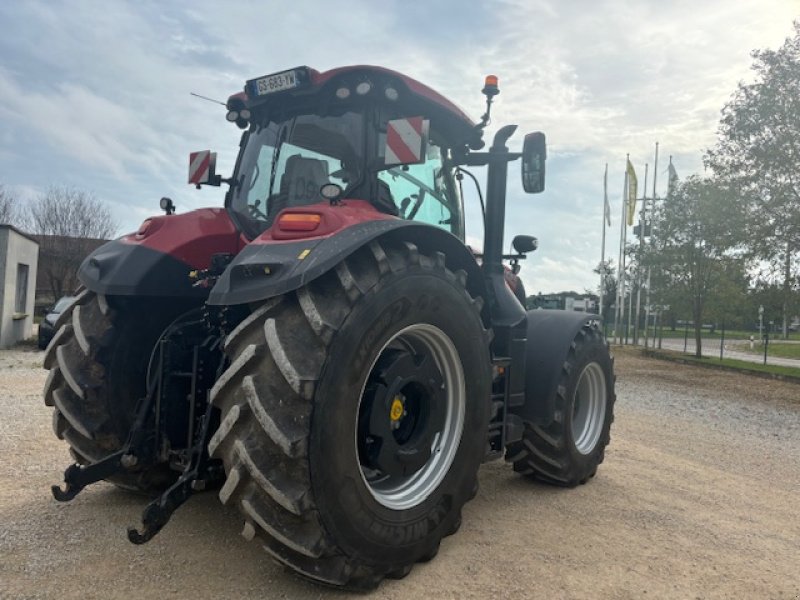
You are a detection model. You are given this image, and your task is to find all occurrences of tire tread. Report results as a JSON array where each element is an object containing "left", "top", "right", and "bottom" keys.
[
  {"left": 211, "top": 240, "right": 487, "bottom": 589},
  {"left": 506, "top": 324, "right": 615, "bottom": 487}
]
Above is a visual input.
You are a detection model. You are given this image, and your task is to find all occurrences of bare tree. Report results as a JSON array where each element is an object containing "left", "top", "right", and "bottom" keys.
[
  {"left": 0, "top": 185, "right": 17, "bottom": 225},
  {"left": 20, "top": 186, "right": 117, "bottom": 301}
]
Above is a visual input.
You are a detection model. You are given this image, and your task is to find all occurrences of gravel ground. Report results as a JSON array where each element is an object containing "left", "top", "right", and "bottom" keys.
[{"left": 1, "top": 345, "right": 799, "bottom": 599}]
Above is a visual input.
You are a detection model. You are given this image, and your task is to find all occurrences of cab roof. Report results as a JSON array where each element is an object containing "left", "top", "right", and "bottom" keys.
[{"left": 227, "top": 65, "right": 483, "bottom": 149}]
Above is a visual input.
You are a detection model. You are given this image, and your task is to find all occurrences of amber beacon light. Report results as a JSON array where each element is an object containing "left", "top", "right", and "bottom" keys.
[{"left": 482, "top": 75, "right": 499, "bottom": 96}]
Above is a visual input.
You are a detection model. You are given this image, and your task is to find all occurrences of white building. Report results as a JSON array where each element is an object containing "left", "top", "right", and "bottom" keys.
[
  {"left": 564, "top": 295, "right": 597, "bottom": 313},
  {"left": 0, "top": 225, "right": 39, "bottom": 348}
]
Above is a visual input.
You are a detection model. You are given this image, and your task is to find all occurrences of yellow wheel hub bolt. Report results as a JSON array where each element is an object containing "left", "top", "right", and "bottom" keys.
[{"left": 390, "top": 397, "right": 404, "bottom": 422}]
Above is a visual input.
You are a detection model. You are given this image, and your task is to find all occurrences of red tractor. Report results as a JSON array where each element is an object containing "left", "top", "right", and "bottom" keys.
[{"left": 44, "top": 65, "right": 615, "bottom": 589}]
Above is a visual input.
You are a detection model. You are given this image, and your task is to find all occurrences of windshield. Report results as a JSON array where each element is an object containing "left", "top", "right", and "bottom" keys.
[
  {"left": 231, "top": 112, "right": 364, "bottom": 236},
  {"left": 228, "top": 108, "right": 464, "bottom": 240}
]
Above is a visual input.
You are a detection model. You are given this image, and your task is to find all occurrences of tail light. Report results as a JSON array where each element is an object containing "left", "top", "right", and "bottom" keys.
[{"left": 277, "top": 212, "right": 322, "bottom": 232}]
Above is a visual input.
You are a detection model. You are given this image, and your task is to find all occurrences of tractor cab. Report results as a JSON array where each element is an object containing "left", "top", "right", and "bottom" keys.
[{"left": 208, "top": 66, "right": 482, "bottom": 241}]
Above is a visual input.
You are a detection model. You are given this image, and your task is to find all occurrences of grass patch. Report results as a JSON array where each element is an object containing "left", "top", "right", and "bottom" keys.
[
  {"left": 737, "top": 342, "right": 800, "bottom": 360},
  {"left": 645, "top": 348, "right": 800, "bottom": 381},
  {"left": 653, "top": 330, "right": 800, "bottom": 341}
]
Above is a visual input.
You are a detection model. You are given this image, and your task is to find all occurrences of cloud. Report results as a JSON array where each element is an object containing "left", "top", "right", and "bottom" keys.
[{"left": 0, "top": 0, "right": 796, "bottom": 293}]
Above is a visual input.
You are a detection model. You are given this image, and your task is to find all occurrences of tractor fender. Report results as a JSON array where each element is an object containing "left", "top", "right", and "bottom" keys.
[
  {"left": 207, "top": 220, "right": 488, "bottom": 316},
  {"left": 513, "top": 309, "right": 602, "bottom": 425},
  {"left": 78, "top": 208, "right": 242, "bottom": 297}
]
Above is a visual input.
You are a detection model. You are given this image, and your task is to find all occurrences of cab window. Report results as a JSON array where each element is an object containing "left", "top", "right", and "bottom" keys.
[
  {"left": 377, "top": 140, "right": 463, "bottom": 237},
  {"left": 231, "top": 112, "right": 364, "bottom": 237}
]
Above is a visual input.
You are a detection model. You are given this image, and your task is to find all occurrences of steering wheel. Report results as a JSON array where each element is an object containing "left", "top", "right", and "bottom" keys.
[
  {"left": 248, "top": 199, "right": 268, "bottom": 220},
  {"left": 406, "top": 191, "right": 427, "bottom": 220}
]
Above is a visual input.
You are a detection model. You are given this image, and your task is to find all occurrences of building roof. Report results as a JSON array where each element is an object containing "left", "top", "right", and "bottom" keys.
[
  {"left": 0, "top": 224, "right": 40, "bottom": 245},
  {"left": 33, "top": 234, "right": 107, "bottom": 294}
]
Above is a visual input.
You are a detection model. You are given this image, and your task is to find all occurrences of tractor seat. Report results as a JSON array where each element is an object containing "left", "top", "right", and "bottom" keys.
[{"left": 280, "top": 155, "right": 330, "bottom": 208}]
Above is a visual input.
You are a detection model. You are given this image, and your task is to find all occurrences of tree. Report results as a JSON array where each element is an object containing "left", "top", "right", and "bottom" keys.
[
  {"left": 705, "top": 22, "right": 800, "bottom": 338},
  {"left": 644, "top": 177, "right": 747, "bottom": 357},
  {"left": 19, "top": 186, "right": 117, "bottom": 300},
  {"left": 0, "top": 185, "right": 17, "bottom": 225},
  {"left": 749, "top": 277, "right": 799, "bottom": 333},
  {"left": 592, "top": 259, "right": 617, "bottom": 323}
]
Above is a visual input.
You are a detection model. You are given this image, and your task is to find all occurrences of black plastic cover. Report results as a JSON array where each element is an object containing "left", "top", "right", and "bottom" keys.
[
  {"left": 78, "top": 240, "right": 207, "bottom": 298},
  {"left": 207, "top": 220, "right": 487, "bottom": 310}
]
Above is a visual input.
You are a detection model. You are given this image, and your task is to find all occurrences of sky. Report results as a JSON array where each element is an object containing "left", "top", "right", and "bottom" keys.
[{"left": 0, "top": 0, "right": 797, "bottom": 295}]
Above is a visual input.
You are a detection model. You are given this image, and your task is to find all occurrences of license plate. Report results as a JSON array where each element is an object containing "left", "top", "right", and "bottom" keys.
[{"left": 252, "top": 70, "right": 299, "bottom": 96}]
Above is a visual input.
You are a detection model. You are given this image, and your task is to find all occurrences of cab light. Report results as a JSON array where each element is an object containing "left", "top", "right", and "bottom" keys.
[
  {"left": 277, "top": 212, "right": 322, "bottom": 232},
  {"left": 355, "top": 81, "right": 372, "bottom": 95},
  {"left": 336, "top": 86, "right": 351, "bottom": 99}
]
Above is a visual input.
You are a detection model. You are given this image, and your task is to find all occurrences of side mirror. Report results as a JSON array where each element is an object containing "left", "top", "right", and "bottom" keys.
[
  {"left": 512, "top": 234, "right": 538, "bottom": 254},
  {"left": 521, "top": 132, "right": 546, "bottom": 194},
  {"left": 188, "top": 150, "right": 220, "bottom": 189}
]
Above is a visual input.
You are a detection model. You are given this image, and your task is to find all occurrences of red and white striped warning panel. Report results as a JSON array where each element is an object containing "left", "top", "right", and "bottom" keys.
[
  {"left": 385, "top": 117, "right": 429, "bottom": 166},
  {"left": 188, "top": 150, "right": 216, "bottom": 185}
]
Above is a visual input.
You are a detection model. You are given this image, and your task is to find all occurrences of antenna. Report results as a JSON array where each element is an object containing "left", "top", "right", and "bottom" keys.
[{"left": 190, "top": 92, "right": 226, "bottom": 107}]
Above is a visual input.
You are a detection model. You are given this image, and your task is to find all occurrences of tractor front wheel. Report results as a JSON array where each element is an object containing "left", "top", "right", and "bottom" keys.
[
  {"left": 209, "top": 240, "right": 491, "bottom": 589},
  {"left": 506, "top": 323, "right": 615, "bottom": 486}
]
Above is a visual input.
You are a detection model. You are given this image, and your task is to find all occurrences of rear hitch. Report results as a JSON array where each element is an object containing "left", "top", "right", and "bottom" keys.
[
  {"left": 51, "top": 376, "right": 160, "bottom": 503},
  {"left": 50, "top": 312, "right": 225, "bottom": 546},
  {"left": 127, "top": 394, "right": 222, "bottom": 544},
  {"left": 51, "top": 451, "right": 127, "bottom": 502}
]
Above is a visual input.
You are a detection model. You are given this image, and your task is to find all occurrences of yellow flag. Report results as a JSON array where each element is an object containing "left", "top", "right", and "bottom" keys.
[{"left": 626, "top": 158, "right": 638, "bottom": 226}]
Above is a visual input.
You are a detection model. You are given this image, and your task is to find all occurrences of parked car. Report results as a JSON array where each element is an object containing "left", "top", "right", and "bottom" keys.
[{"left": 37, "top": 296, "right": 75, "bottom": 350}]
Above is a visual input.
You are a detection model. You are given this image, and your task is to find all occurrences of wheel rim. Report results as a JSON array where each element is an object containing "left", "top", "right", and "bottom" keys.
[
  {"left": 571, "top": 362, "right": 607, "bottom": 455},
  {"left": 356, "top": 323, "right": 465, "bottom": 510}
]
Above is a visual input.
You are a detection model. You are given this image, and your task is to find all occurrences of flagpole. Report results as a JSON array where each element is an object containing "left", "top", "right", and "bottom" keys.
[
  {"left": 634, "top": 163, "right": 648, "bottom": 345},
  {"left": 614, "top": 156, "right": 628, "bottom": 345},
  {"left": 644, "top": 142, "right": 659, "bottom": 349},
  {"left": 626, "top": 261, "right": 634, "bottom": 344},
  {"left": 600, "top": 163, "right": 608, "bottom": 321}
]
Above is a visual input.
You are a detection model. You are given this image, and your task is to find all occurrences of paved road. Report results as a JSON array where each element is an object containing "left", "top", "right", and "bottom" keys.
[
  {"left": 622, "top": 337, "right": 800, "bottom": 368},
  {"left": 1, "top": 347, "right": 799, "bottom": 599}
]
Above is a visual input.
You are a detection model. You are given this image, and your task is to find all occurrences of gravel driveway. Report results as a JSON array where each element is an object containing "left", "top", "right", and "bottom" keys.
[{"left": 1, "top": 346, "right": 798, "bottom": 599}]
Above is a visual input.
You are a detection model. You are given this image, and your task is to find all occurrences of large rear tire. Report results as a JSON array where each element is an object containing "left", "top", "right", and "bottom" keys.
[
  {"left": 43, "top": 290, "right": 190, "bottom": 492},
  {"left": 506, "top": 323, "right": 615, "bottom": 486},
  {"left": 209, "top": 240, "right": 491, "bottom": 589}
]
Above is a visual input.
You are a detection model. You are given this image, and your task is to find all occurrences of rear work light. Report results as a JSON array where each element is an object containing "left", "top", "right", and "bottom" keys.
[{"left": 277, "top": 212, "right": 322, "bottom": 232}]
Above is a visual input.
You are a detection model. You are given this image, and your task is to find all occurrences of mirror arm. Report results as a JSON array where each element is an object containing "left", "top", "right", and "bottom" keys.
[
  {"left": 455, "top": 151, "right": 520, "bottom": 167},
  {"left": 195, "top": 175, "right": 234, "bottom": 190}
]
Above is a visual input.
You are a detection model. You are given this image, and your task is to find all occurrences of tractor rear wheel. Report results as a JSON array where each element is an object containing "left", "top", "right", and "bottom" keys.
[
  {"left": 43, "top": 290, "right": 189, "bottom": 492},
  {"left": 506, "top": 323, "right": 615, "bottom": 486},
  {"left": 209, "top": 240, "right": 490, "bottom": 589}
]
